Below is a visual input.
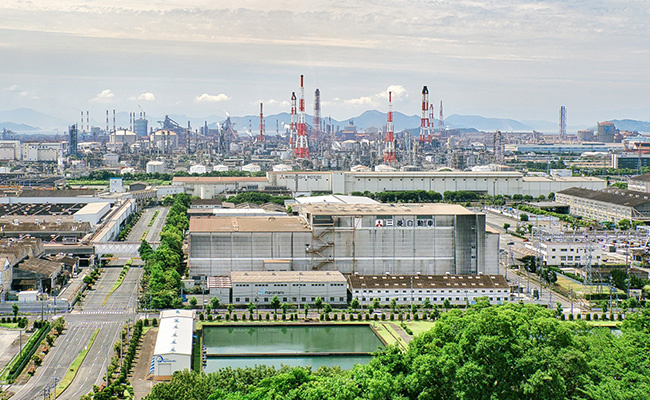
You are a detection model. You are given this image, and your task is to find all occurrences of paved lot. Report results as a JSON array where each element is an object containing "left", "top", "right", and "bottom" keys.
[{"left": 0, "top": 328, "right": 22, "bottom": 371}]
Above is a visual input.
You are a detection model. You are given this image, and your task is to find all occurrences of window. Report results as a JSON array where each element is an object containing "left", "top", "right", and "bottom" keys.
[
  {"left": 330, "top": 297, "right": 335, "bottom": 301},
  {"left": 245, "top": 298, "right": 249, "bottom": 302},
  {"left": 235, "top": 297, "right": 240, "bottom": 302}
]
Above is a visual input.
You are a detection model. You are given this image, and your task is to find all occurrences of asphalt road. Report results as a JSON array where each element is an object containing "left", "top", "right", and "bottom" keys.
[
  {"left": 11, "top": 266, "right": 143, "bottom": 400},
  {"left": 127, "top": 206, "right": 168, "bottom": 243}
]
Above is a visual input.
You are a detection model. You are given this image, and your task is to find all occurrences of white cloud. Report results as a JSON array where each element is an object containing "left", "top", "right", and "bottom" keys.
[
  {"left": 137, "top": 92, "right": 155, "bottom": 101},
  {"left": 91, "top": 89, "right": 115, "bottom": 103},
  {"left": 345, "top": 85, "right": 409, "bottom": 107},
  {"left": 195, "top": 93, "right": 230, "bottom": 103},
  {"left": 257, "top": 98, "right": 290, "bottom": 108}
]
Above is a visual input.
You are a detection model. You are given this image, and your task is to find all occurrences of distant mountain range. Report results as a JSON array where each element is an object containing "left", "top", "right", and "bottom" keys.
[{"left": 1, "top": 107, "right": 650, "bottom": 135}]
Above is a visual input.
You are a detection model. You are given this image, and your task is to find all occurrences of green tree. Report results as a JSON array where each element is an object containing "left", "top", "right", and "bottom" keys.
[
  {"left": 350, "top": 298, "right": 360, "bottom": 311},
  {"left": 443, "top": 298, "right": 451, "bottom": 310},
  {"left": 270, "top": 296, "right": 281, "bottom": 314},
  {"left": 422, "top": 298, "right": 432, "bottom": 309},
  {"left": 314, "top": 297, "right": 323, "bottom": 313},
  {"left": 53, "top": 317, "right": 65, "bottom": 335},
  {"left": 210, "top": 297, "right": 220, "bottom": 311},
  {"left": 281, "top": 303, "right": 289, "bottom": 315},
  {"left": 189, "top": 296, "right": 198, "bottom": 308},
  {"left": 503, "top": 222, "right": 510, "bottom": 232},
  {"left": 322, "top": 303, "right": 332, "bottom": 314},
  {"left": 520, "top": 213, "right": 529, "bottom": 222},
  {"left": 390, "top": 298, "right": 397, "bottom": 312},
  {"left": 12, "top": 303, "right": 18, "bottom": 318},
  {"left": 372, "top": 298, "right": 381, "bottom": 310},
  {"left": 303, "top": 303, "right": 309, "bottom": 318},
  {"left": 227, "top": 304, "right": 234, "bottom": 316},
  {"left": 247, "top": 302, "right": 256, "bottom": 316},
  {"left": 617, "top": 218, "right": 631, "bottom": 231},
  {"left": 138, "top": 240, "right": 154, "bottom": 261}
]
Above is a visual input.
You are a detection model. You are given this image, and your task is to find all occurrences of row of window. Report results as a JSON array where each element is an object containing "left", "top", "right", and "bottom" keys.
[
  {"left": 360, "top": 297, "right": 505, "bottom": 302},
  {"left": 237, "top": 283, "right": 342, "bottom": 288},
  {"left": 356, "top": 289, "right": 505, "bottom": 294},
  {"left": 234, "top": 296, "right": 346, "bottom": 303}
]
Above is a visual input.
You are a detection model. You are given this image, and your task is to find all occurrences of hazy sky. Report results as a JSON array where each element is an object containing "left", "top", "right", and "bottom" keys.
[{"left": 1, "top": 0, "right": 649, "bottom": 127}]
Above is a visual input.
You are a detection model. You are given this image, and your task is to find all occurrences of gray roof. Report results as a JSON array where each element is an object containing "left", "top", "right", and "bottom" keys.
[
  {"left": 348, "top": 274, "right": 508, "bottom": 290},
  {"left": 557, "top": 187, "right": 650, "bottom": 207},
  {"left": 630, "top": 173, "right": 650, "bottom": 182}
]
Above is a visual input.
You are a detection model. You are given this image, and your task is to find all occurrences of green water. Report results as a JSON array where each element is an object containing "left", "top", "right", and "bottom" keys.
[{"left": 203, "top": 325, "right": 383, "bottom": 371}]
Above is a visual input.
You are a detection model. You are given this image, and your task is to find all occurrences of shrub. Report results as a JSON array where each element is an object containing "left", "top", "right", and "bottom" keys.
[
  {"left": 274, "top": 314, "right": 278, "bottom": 321},
  {"left": 341, "top": 314, "right": 346, "bottom": 321},
  {"left": 199, "top": 313, "right": 204, "bottom": 321},
  {"left": 365, "top": 313, "right": 370, "bottom": 321},
  {"left": 414, "top": 313, "right": 419, "bottom": 321},
  {"left": 374, "top": 314, "right": 379, "bottom": 321},
  {"left": 568, "top": 314, "right": 574, "bottom": 321},
  {"left": 333, "top": 314, "right": 338, "bottom": 321},
  {"left": 618, "top": 313, "right": 623, "bottom": 321},
  {"left": 143, "top": 318, "right": 149, "bottom": 327},
  {"left": 577, "top": 314, "right": 582, "bottom": 320},
  {"left": 266, "top": 313, "right": 270, "bottom": 321},
  {"left": 593, "top": 313, "right": 599, "bottom": 321},
  {"left": 320, "top": 314, "right": 325, "bottom": 321},
  {"left": 152, "top": 318, "right": 158, "bottom": 327},
  {"left": 233, "top": 314, "right": 238, "bottom": 322},
  {"left": 390, "top": 313, "right": 394, "bottom": 321},
  {"left": 242, "top": 314, "right": 246, "bottom": 321},
  {"left": 585, "top": 314, "right": 591, "bottom": 321},
  {"left": 225, "top": 314, "right": 230, "bottom": 321},
  {"left": 325, "top": 314, "right": 331, "bottom": 321},
  {"left": 560, "top": 314, "right": 566, "bottom": 321},
  {"left": 381, "top": 313, "right": 386, "bottom": 321},
  {"left": 207, "top": 314, "right": 213, "bottom": 321}
]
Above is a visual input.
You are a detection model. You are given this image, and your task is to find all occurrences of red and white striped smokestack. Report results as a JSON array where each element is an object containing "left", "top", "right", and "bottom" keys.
[
  {"left": 419, "top": 86, "right": 430, "bottom": 143},
  {"left": 106, "top": 110, "right": 109, "bottom": 133},
  {"left": 258, "top": 103, "right": 265, "bottom": 142},
  {"left": 86, "top": 111, "right": 89, "bottom": 134},
  {"left": 295, "top": 74, "right": 309, "bottom": 158},
  {"left": 383, "top": 91, "right": 396, "bottom": 164},
  {"left": 80, "top": 111, "right": 84, "bottom": 133},
  {"left": 113, "top": 109, "right": 116, "bottom": 133}
]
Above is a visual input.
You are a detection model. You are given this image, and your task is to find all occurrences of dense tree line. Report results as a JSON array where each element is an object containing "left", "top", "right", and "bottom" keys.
[
  {"left": 144, "top": 303, "right": 650, "bottom": 400},
  {"left": 226, "top": 192, "right": 292, "bottom": 206},
  {"left": 349, "top": 190, "right": 485, "bottom": 204},
  {"left": 139, "top": 193, "right": 190, "bottom": 309}
]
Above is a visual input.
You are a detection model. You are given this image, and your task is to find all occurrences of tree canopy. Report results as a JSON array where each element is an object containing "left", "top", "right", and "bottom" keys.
[{"left": 144, "top": 303, "right": 650, "bottom": 400}]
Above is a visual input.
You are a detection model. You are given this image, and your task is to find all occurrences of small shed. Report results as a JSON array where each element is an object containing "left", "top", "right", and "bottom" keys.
[{"left": 17, "top": 290, "right": 38, "bottom": 302}]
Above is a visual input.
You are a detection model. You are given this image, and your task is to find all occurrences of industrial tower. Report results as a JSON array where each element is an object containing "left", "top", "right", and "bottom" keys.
[
  {"left": 383, "top": 91, "right": 397, "bottom": 164},
  {"left": 258, "top": 103, "right": 265, "bottom": 142},
  {"left": 290, "top": 92, "right": 297, "bottom": 146},
  {"left": 428, "top": 104, "right": 435, "bottom": 140},
  {"left": 313, "top": 89, "right": 321, "bottom": 138},
  {"left": 493, "top": 130, "right": 504, "bottom": 164},
  {"left": 419, "top": 86, "right": 431, "bottom": 143},
  {"left": 559, "top": 106, "right": 566, "bottom": 140},
  {"left": 438, "top": 101, "right": 444, "bottom": 135},
  {"left": 295, "top": 75, "right": 309, "bottom": 158}
]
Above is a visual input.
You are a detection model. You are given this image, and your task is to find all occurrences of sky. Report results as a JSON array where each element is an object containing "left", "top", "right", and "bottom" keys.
[{"left": 1, "top": 0, "right": 650, "bottom": 128}]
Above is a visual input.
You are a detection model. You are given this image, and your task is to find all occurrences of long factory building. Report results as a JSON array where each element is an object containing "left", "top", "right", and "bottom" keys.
[
  {"left": 188, "top": 202, "right": 499, "bottom": 278},
  {"left": 173, "top": 170, "right": 606, "bottom": 199}
]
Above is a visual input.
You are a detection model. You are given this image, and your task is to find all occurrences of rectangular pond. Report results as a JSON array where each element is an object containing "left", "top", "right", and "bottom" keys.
[{"left": 202, "top": 324, "right": 384, "bottom": 372}]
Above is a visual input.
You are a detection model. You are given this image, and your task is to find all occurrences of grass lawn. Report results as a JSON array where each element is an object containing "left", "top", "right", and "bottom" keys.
[
  {"left": 55, "top": 328, "right": 99, "bottom": 397},
  {"left": 555, "top": 275, "right": 624, "bottom": 297},
  {"left": 585, "top": 320, "right": 620, "bottom": 327},
  {"left": 0, "top": 323, "right": 19, "bottom": 329},
  {"left": 404, "top": 321, "right": 435, "bottom": 336}
]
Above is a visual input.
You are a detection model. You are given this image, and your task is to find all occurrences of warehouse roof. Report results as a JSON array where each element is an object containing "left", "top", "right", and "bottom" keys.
[
  {"left": 557, "top": 187, "right": 650, "bottom": 207},
  {"left": 153, "top": 310, "right": 194, "bottom": 357},
  {"left": 293, "top": 195, "right": 379, "bottom": 205},
  {"left": 630, "top": 173, "right": 650, "bottom": 182},
  {"left": 189, "top": 216, "right": 310, "bottom": 232},
  {"left": 16, "top": 258, "right": 63, "bottom": 277},
  {"left": 231, "top": 270, "right": 347, "bottom": 284},
  {"left": 347, "top": 274, "right": 508, "bottom": 290},
  {"left": 522, "top": 176, "right": 605, "bottom": 182},
  {"left": 298, "top": 202, "right": 476, "bottom": 216},
  {"left": 74, "top": 202, "right": 110, "bottom": 216},
  {"left": 20, "top": 189, "right": 97, "bottom": 197}
]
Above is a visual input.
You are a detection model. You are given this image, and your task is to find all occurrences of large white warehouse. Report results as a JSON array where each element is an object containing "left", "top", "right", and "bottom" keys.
[{"left": 152, "top": 309, "right": 194, "bottom": 379}]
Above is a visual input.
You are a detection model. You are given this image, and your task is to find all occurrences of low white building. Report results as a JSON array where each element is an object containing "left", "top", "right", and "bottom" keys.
[
  {"left": 0, "top": 140, "right": 21, "bottom": 160},
  {"left": 152, "top": 309, "right": 194, "bottom": 379},
  {"left": 146, "top": 161, "right": 166, "bottom": 174},
  {"left": 109, "top": 178, "right": 124, "bottom": 193},
  {"left": 525, "top": 240, "right": 603, "bottom": 267},
  {"left": 22, "top": 142, "right": 65, "bottom": 162},
  {"left": 73, "top": 202, "right": 111, "bottom": 225},
  {"left": 17, "top": 290, "right": 38, "bottom": 302},
  {"left": 230, "top": 271, "right": 348, "bottom": 306},
  {"left": 348, "top": 274, "right": 511, "bottom": 306}
]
